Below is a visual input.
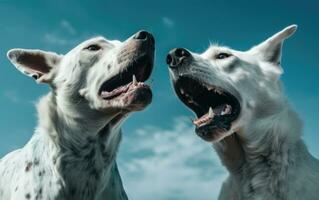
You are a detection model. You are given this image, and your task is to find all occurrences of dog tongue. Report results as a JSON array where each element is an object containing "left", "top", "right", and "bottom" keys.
[
  {"left": 101, "top": 84, "right": 130, "bottom": 99},
  {"left": 101, "top": 91, "right": 121, "bottom": 99}
]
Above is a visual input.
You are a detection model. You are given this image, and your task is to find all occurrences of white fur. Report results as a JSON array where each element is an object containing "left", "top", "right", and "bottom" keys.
[
  {"left": 0, "top": 33, "right": 153, "bottom": 200},
  {"left": 169, "top": 25, "right": 319, "bottom": 199}
]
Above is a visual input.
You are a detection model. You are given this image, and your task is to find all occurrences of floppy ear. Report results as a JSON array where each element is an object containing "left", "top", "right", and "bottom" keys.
[
  {"left": 7, "top": 49, "right": 62, "bottom": 83},
  {"left": 249, "top": 25, "right": 297, "bottom": 65}
]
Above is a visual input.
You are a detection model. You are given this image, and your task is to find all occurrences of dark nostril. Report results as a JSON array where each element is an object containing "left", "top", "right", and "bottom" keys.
[
  {"left": 175, "top": 48, "right": 190, "bottom": 58},
  {"left": 134, "top": 30, "right": 149, "bottom": 40},
  {"left": 167, "top": 48, "right": 191, "bottom": 68},
  {"left": 166, "top": 54, "right": 173, "bottom": 65},
  {"left": 175, "top": 48, "right": 184, "bottom": 58}
]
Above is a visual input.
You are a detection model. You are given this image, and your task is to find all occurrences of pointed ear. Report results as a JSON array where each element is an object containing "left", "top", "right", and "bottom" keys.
[
  {"left": 7, "top": 49, "right": 62, "bottom": 83},
  {"left": 249, "top": 25, "right": 297, "bottom": 65}
]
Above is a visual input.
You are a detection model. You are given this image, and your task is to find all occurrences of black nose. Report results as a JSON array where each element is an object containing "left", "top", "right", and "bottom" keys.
[
  {"left": 166, "top": 48, "right": 191, "bottom": 68},
  {"left": 134, "top": 30, "right": 155, "bottom": 44}
]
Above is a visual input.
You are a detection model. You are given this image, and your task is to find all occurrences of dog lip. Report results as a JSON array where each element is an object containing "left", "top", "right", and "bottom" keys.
[
  {"left": 100, "top": 82, "right": 131, "bottom": 100},
  {"left": 196, "top": 127, "right": 229, "bottom": 142},
  {"left": 195, "top": 114, "right": 233, "bottom": 141},
  {"left": 122, "top": 84, "right": 152, "bottom": 111}
]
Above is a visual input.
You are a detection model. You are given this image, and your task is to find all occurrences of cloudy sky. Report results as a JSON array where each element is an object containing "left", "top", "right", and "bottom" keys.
[{"left": 0, "top": 0, "right": 318, "bottom": 199}]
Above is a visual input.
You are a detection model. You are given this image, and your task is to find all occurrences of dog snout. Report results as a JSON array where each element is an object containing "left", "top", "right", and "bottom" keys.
[
  {"left": 166, "top": 48, "right": 191, "bottom": 68},
  {"left": 134, "top": 30, "right": 155, "bottom": 45}
]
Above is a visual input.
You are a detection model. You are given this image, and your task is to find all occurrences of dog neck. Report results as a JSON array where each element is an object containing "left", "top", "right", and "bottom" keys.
[
  {"left": 214, "top": 133, "right": 245, "bottom": 173},
  {"left": 243, "top": 106, "right": 302, "bottom": 159},
  {"left": 34, "top": 92, "right": 128, "bottom": 199},
  {"left": 214, "top": 105, "right": 307, "bottom": 198}
]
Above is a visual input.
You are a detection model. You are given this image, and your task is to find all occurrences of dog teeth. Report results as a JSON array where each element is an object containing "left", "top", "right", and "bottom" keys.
[
  {"left": 208, "top": 107, "right": 214, "bottom": 118},
  {"left": 207, "top": 86, "right": 214, "bottom": 91},
  {"left": 221, "top": 104, "right": 232, "bottom": 115},
  {"left": 132, "top": 75, "right": 137, "bottom": 86}
]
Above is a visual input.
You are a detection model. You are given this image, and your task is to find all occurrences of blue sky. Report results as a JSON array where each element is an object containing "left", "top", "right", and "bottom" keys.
[{"left": 0, "top": 0, "right": 318, "bottom": 199}]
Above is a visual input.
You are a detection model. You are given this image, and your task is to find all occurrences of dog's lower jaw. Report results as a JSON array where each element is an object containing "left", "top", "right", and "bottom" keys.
[
  {"left": 102, "top": 83, "right": 153, "bottom": 113},
  {"left": 123, "top": 86, "right": 152, "bottom": 111}
]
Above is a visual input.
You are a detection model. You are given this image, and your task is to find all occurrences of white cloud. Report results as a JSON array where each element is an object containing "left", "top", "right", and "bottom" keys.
[
  {"left": 162, "top": 17, "right": 175, "bottom": 28},
  {"left": 118, "top": 117, "right": 227, "bottom": 200},
  {"left": 3, "top": 90, "right": 20, "bottom": 103},
  {"left": 43, "top": 20, "right": 78, "bottom": 46},
  {"left": 44, "top": 33, "right": 69, "bottom": 45},
  {"left": 60, "top": 20, "right": 76, "bottom": 35}
]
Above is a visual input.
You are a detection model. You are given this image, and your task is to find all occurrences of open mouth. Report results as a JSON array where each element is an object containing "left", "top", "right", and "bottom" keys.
[
  {"left": 174, "top": 76, "right": 241, "bottom": 141},
  {"left": 98, "top": 54, "right": 153, "bottom": 100}
]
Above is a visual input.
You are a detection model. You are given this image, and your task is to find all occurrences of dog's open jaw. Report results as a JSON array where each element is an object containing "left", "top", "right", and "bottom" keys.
[
  {"left": 98, "top": 54, "right": 153, "bottom": 112},
  {"left": 168, "top": 25, "right": 298, "bottom": 143},
  {"left": 174, "top": 76, "right": 240, "bottom": 141},
  {"left": 7, "top": 31, "right": 155, "bottom": 131}
]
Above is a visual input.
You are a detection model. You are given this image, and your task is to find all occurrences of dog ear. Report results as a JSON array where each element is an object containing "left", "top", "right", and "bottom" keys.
[
  {"left": 7, "top": 49, "right": 62, "bottom": 83},
  {"left": 249, "top": 25, "right": 297, "bottom": 65}
]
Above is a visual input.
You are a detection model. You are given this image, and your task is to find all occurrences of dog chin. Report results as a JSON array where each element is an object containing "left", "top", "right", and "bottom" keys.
[
  {"left": 195, "top": 119, "right": 241, "bottom": 142},
  {"left": 120, "top": 84, "right": 152, "bottom": 111},
  {"left": 195, "top": 127, "right": 229, "bottom": 142}
]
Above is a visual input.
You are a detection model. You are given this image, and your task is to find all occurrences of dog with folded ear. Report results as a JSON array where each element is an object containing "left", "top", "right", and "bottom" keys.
[
  {"left": 167, "top": 25, "right": 319, "bottom": 199},
  {"left": 0, "top": 30, "right": 155, "bottom": 200}
]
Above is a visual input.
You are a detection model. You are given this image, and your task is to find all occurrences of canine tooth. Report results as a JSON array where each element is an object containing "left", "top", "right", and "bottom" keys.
[
  {"left": 180, "top": 89, "right": 185, "bottom": 94},
  {"left": 132, "top": 75, "right": 137, "bottom": 85},
  {"left": 208, "top": 107, "right": 214, "bottom": 118}
]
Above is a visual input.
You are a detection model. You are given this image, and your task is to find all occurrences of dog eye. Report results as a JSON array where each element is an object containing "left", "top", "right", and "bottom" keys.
[
  {"left": 85, "top": 44, "right": 101, "bottom": 51},
  {"left": 216, "top": 53, "right": 231, "bottom": 59}
]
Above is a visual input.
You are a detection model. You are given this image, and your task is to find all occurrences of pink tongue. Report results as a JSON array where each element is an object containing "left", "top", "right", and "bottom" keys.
[
  {"left": 101, "top": 91, "right": 121, "bottom": 99},
  {"left": 101, "top": 84, "right": 130, "bottom": 99}
]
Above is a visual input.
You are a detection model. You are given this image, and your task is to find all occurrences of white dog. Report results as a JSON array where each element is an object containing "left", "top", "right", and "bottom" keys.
[
  {"left": 0, "top": 30, "right": 155, "bottom": 200},
  {"left": 167, "top": 25, "right": 319, "bottom": 199}
]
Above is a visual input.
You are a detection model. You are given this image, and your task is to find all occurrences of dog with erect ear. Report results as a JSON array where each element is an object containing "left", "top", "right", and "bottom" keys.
[
  {"left": 167, "top": 25, "right": 319, "bottom": 199},
  {"left": 0, "top": 30, "right": 154, "bottom": 200}
]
